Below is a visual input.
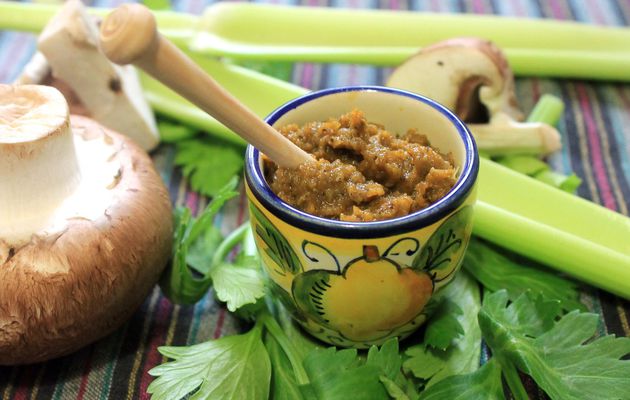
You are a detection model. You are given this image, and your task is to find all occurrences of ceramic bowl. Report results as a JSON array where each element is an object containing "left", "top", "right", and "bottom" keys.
[{"left": 244, "top": 86, "right": 479, "bottom": 348}]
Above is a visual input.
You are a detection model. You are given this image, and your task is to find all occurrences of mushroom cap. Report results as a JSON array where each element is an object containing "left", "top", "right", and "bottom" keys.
[
  {"left": 0, "top": 115, "right": 172, "bottom": 365},
  {"left": 386, "top": 37, "right": 523, "bottom": 123}
]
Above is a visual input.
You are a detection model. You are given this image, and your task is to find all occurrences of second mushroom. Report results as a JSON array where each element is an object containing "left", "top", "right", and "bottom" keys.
[{"left": 386, "top": 37, "right": 561, "bottom": 156}]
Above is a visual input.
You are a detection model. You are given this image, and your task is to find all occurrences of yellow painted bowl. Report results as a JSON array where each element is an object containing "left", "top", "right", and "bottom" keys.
[{"left": 244, "top": 86, "right": 479, "bottom": 348}]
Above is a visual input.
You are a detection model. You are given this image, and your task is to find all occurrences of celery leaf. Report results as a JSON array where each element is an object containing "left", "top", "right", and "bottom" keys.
[
  {"left": 404, "top": 271, "right": 482, "bottom": 388},
  {"left": 367, "top": 338, "right": 420, "bottom": 399},
  {"left": 210, "top": 256, "right": 265, "bottom": 312},
  {"left": 366, "top": 338, "right": 402, "bottom": 381},
  {"left": 464, "top": 238, "right": 584, "bottom": 312},
  {"left": 161, "top": 181, "right": 238, "bottom": 304},
  {"left": 422, "top": 299, "right": 464, "bottom": 351},
  {"left": 418, "top": 359, "right": 504, "bottom": 400},
  {"left": 299, "top": 347, "right": 389, "bottom": 400},
  {"left": 186, "top": 226, "right": 223, "bottom": 275},
  {"left": 175, "top": 138, "right": 244, "bottom": 197},
  {"left": 265, "top": 330, "right": 305, "bottom": 400},
  {"left": 147, "top": 323, "right": 270, "bottom": 400},
  {"left": 479, "top": 290, "right": 630, "bottom": 400}
]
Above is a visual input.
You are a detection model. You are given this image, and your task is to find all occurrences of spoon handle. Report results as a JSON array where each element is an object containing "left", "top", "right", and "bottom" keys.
[{"left": 99, "top": 3, "right": 311, "bottom": 168}]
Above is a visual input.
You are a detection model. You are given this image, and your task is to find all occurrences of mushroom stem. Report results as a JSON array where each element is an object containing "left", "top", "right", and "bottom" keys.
[
  {"left": 13, "top": 52, "right": 50, "bottom": 85},
  {"left": 0, "top": 85, "right": 81, "bottom": 245},
  {"left": 469, "top": 113, "right": 561, "bottom": 156}
]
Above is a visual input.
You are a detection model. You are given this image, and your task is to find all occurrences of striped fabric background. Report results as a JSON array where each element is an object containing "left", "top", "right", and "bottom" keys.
[{"left": 1, "top": 0, "right": 630, "bottom": 399}]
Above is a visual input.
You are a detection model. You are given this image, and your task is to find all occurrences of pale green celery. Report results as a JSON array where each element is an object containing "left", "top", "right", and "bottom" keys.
[
  {"left": 0, "top": 1, "right": 196, "bottom": 47},
  {"left": 496, "top": 156, "right": 548, "bottom": 176},
  {"left": 4, "top": 2, "right": 630, "bottom": 80},
  {"left": 157, "top": 120, "right": 197, "bottom": 142},
  {"left": 505, "top": 50, "right": 630, "bottom": 81},
  {"left": 495, "top": 156, "right": 582, "bottom": 193},
  {"left": 474, "top": 159, "right": 630, "bottom": 298},
  {"left": 143, "top": 0, "right": 171, "bottom": 11},
  {"left": 139, "top": 50, "right": 307, "bottom": 146},
  {"left": 495, "top": 95, "right": 581, "bottom": 193},
  {"left": 195, "top": 3, "right": 630, "bottom": 52},
  {"left": 526, "top": 94, "right": 565, "bottom": 125},
  {"left": 189, "top": 3, "right": 630, "bottom": 80},
  {"left": 533, "top": 170, "right": 582, "bottom": 193}
]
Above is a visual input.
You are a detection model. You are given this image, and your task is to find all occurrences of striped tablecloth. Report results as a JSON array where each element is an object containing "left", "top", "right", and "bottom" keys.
[{"left": 1, "top": 0, "right": 630, "bottom": 399}]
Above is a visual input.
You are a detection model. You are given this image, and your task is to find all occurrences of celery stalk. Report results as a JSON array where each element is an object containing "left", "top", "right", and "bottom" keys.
[
  {"left": 496, "top": 95, "right": 581, "bottom": 193},
  {"left": 475, "top": 158, "right": 630, "bottom": 297},
  {"left": 188, "top": 3, "right": 630, "bottom": 80},
  {"left": 157, "top": 120, "right": 197, "bottom": 143},
  {"left": 526, "top": 94, "right": 565, "bottom": 125},
  {"left": 0, "top": 1, "right": 196, "bottom": 47},
  {"left": 495, "top": 156, "right": 548, "bottom": 176},
  {"left": 139, "top": 50, "right": 307, "bottom": 145},
  {"left": 3, "top": 1, "right": 630, "bottom": 80},
  {"left": 473, "top": 200, "right": 630, "bottom": 299},
  {"left": 533, "top": 170, "right": 582, "bottom": 192},
  {"left": 194, "top": 3, "right": 630, "bottom": 52},
  {"left": 477, "top": 158, "right": 630, "bottom": 256}
]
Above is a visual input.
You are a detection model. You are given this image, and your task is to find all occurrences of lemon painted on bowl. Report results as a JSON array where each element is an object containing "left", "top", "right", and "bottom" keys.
[{"left": 245, "top": 86, "right": 479, "bottom": 348}]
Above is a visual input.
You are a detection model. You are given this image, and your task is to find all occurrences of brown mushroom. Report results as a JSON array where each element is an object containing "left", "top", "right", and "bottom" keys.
[
  {"left": 0, "top": 84, "right": 173, "bottom": 365},
  {"left": 386, "top": 37, "right": 561, "bottom": 155}
]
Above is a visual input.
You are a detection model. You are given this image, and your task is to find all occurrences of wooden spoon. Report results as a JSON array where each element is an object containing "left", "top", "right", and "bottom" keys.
[{"left": 99, "top": 3, "right": 312, "bottom": 168}]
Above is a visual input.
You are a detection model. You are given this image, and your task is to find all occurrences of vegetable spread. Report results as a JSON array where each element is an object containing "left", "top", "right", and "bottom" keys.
[{"left": 264, "top": 109, "right": 457, "bottom": 221}]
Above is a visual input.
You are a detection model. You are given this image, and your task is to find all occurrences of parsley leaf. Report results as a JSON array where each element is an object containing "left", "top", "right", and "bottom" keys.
[
  {"left": 404, "top": 271, "right": 482, "bottom": 388},
  {"left": 300, "top": 347, "right": 389, "bottom": 400},
  {"left": 422, "top": 299, "right": 464, "bottom": 351},
  {"left": 211, "top": 257, "right": 265, "bottom": 312},
  {"left": 147, "top": 322, "right": 271, "bottom": 400},
  {"left": 175, "top": 138, "right": 244, "bottom": 198},
  {"left": 366, "top": 338, "right": 402, "bottom": 381},
  {"left": 464, "top": 238, "right": 584, "bottom": 312},
  {"left": 160, "top": 181, "right": 238, "bottom": 304},
  {"left": 379, "top": 376, "right": 415, "bottom": 400},
  {"left": 479, "top": 289, "right": 561, "bottom": 339},
  {"left": 210, "top": 224, "right": 267, "bottom": 312},
  {"left": 418, "top": 359, "right": 504, "bottom": 400},
  {"left": 479, "top": 290, "right": 630, "bottom": 400},
  {"left": 186, "top": 223, "right": 223, "bottom": 275},
  {"left": 265, "top": 331, "right": 304, "bottom": 400},
  {"left": 367, "top": 339, "right": 419, "bottom": 400}
]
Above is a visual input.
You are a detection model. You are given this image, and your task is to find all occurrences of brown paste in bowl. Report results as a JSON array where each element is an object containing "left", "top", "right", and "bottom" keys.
[{"left": 264, "top": 109, "right": 457, "bottom": 222}]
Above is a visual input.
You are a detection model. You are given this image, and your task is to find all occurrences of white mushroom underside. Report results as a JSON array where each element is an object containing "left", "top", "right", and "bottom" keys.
[{"left": 0, "top": 85, "right": 122, "bottom": 255}]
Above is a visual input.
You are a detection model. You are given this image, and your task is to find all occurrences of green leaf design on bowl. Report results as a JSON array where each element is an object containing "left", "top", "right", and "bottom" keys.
[
  {"left": 412, "top": 205, "right": 473, "bottom": 283},
  {"left": 250, "top": 204, "right": 303, "bottom": 276}
]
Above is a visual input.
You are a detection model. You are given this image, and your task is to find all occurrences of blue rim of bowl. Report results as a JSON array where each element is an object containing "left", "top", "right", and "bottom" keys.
[{"left": 244, "top": 85, "right": 479, "bottom": 239}]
